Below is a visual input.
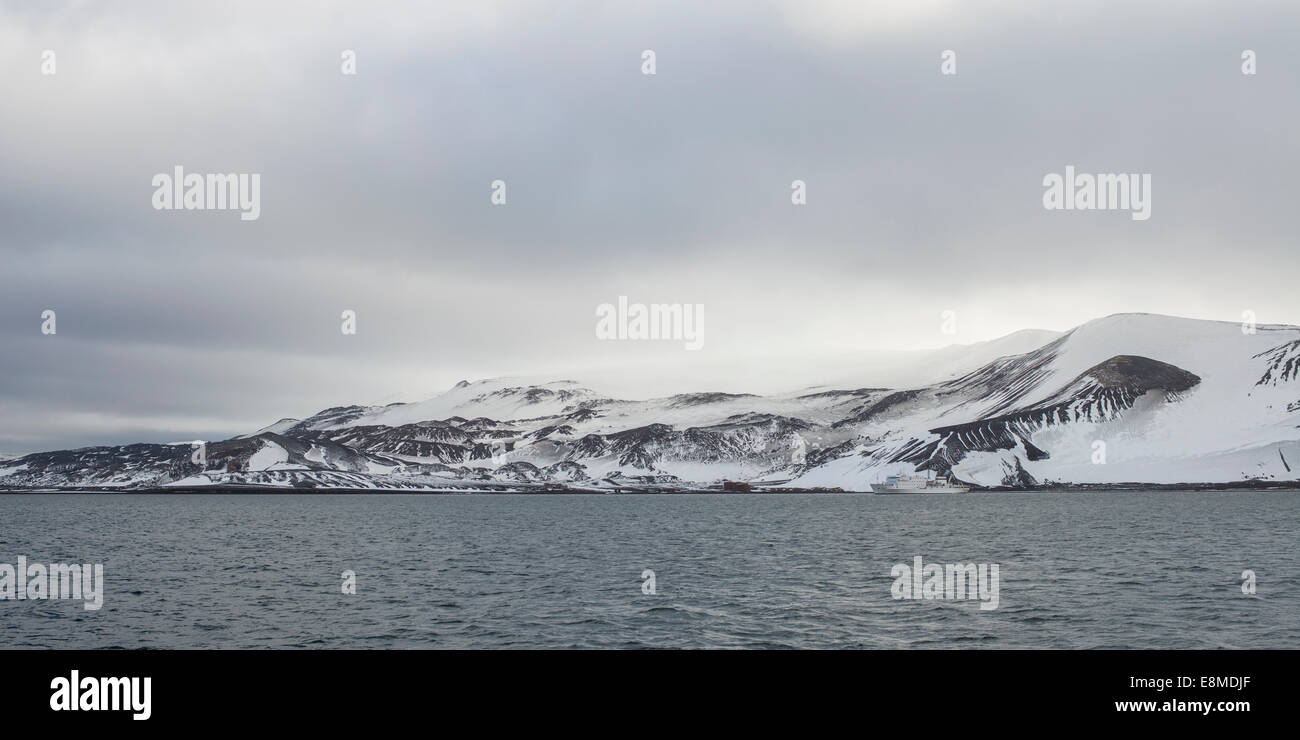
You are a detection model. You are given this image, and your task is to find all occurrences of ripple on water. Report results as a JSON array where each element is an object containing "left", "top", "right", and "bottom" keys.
[{"left": 0, "top": 491, "right": 1297, "bottom": 648}]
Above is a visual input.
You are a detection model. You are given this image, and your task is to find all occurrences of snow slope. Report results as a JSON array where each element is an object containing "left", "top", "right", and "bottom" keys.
[{"left": 3, "top": 314, "right": 1297, "bottom": 490}]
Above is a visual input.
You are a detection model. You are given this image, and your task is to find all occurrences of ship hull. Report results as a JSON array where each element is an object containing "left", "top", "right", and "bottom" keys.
[{"left": 870, "top": 484, "right": 970, "bottom": 494}]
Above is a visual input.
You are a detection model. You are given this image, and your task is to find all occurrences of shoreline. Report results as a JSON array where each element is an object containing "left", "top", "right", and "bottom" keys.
[{"left": 2, "top": 481, "right": 1298, "bottom": 495}]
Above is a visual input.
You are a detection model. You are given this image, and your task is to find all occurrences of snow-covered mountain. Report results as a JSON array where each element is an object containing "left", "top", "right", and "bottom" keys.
[{"left": 3, "top": 314, "right": 1297, "bottom": 491}]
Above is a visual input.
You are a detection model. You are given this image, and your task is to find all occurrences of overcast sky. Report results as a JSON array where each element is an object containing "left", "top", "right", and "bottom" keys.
[{"left": 1, "top": 0, "right": 1297, "bottom": 453}]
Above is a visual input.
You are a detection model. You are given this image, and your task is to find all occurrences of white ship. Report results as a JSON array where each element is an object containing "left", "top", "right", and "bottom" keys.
[{"left": 870, "top": 473, "right": 970, "bottom": 494}]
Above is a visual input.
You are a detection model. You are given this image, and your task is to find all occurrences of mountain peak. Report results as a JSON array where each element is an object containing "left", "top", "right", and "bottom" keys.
[{"left": 5, "top": 313, "right": 1298, "bottom": 490}]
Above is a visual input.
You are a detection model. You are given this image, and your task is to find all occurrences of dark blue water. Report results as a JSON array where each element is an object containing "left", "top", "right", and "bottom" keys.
[{"left": 1, "top": 491, "right": 1296, "bottom": 648}]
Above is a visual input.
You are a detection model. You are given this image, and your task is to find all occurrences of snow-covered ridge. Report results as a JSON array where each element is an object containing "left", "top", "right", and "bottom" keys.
[{"left": 3, "top": 313, "right": 1298, "bottom": 491}]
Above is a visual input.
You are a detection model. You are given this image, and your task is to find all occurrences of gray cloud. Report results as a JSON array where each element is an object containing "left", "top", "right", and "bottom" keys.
[{"left": 2, "top": 0, "right": 1297, "bottom": 452}]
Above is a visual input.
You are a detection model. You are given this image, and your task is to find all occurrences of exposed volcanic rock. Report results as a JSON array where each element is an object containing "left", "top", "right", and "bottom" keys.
[
  {"left": 679, "top": 415, "right": 809, "bottom": 462},
  {"left": 288, "top": 405, "right": 379, "bottom": 432},
  {"left": 208, "top": 432, "right": 378, "bottom": 473},
  {"left": 564, "top": 408, "right": 601, "bottom": 423},
  {"left": 542, "top": 461, "right": 589, "bottom": 482},
  {"left": 474, "top": 386, "right": 588, "bottom": 405},
  {"left": 833, "top": 389, "right": 922, "bottom": 427},
  {"left": 494, "top": 461, "right": 544, "bottom": 482},
  {"left": 291, "top": 426, "right": 468, "bottom": 465},
  {"left": 939, "top": 335, "right": 1067, "bottom": 418},
  {"left": 0, "top": 443, "right": 198, "bottom": 487},
  {"left": 3, "top": 315, "right": 1297, "bottom": 491},
  {"left": 1083, "top": 355, "right": 1200, "bottom": 393},
  {"left": 1000, "top": 456, "right": 1038, "bottom": 487},
  {"left": 1256, "top": 340, "right": 1300, "bottom": 386},
  {"left": 898, "top": 355, "right": 1200, "bottom": 472},
  {"left": 803, "top": 439, "right": 858, "bottom": 468},
  {"left": 607, "top": 423, "right": 674, "bottom": 449},
  {"left": 607, "top": 424, "right": 675, "bottom": 468},
  {"left": 796, "top": 387, "right": 887, "bottom": 401},
  {"left": 568, "top": 434, "right": 608, "bottom": 458},
  {"left": 525, "top": 424, "right": 575, "bottom": 442},
  {"left": 666, "top": 392, "right": 759, "bottom": 408}
]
